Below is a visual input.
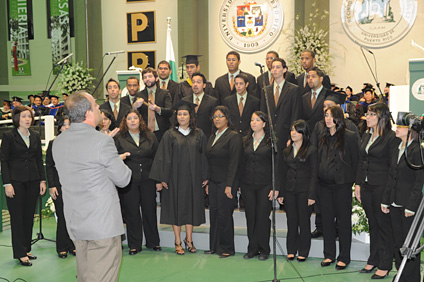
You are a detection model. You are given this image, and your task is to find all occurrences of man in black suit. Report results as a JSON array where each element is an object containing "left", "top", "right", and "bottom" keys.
[
  {"left": 99, "top": 78, "right": 131, "bottom": 129},
  {"left": 214, "top": 51, "right": 257, "bottom": 104},
  {"left": 121, "top": 76, "right": 142, "bottom": 107},
  {"left": 157, "top": 60, "right": 179, "bottom": 105},
  {"left": 301, "top": 67, "right": 329, "bottom": 132},
  {"left": 256, "top": 50, "right": 296, "bottom": 98},
  {"left": 260, "top": 58, "right": 301, "bottom": 151},
  {"left": 177, "top": 55, "right": 214, "bottom": 102},
  {"left": 222, "top": 73, "right": 260, "bottom": 137},
  {"left": 133, "top": 68, "right": 173, "bottom": 142},
  {"left": 296, "top": 49, "right": 331, "bottom": 96},
  {"left": 182, "top": 72, "right": 218, "bottom": 139}
]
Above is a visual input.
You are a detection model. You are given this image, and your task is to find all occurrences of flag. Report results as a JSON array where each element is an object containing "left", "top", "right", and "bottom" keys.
[{"left": 166, "top": 23, "right": 178, "bottom": 82}]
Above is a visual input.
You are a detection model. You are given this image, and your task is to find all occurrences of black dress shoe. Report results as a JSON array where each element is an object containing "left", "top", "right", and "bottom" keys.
[
  {"left": 18, "top": 258, "right": 32, "bottom": 266},
  {"left": 243, "top": 253, "right": 259, "bottom": 259},
  {"left": 371, "top": 271, "right": 389, "bottom": 279},
  {"left": 335, "top": 263, "right": 348, "bottom": 270},
  {"left": 311, "top": 229, "right": 323, "bottom": 238},
  {"left": 58, "top": 252, "right": 68, "bottom": 259},
  {"left": 360, "top": 266, "right": 377, "bottom": 273},
  {"left": 258, "top": 254, "right": 269, "bottom": 261},
  {"left": 129, "top": 249, "right": 139, "bottom": 255},
  {"left": 26, "top": 253, "right": 37, "bottom": 260},
  {"left": 297, "top": 257, "right": 306, "bottom": 262},
  {"left": 70, "top": 250, "right": 76, "bottom": 256},
  {"left": 152, "top": 246, "right": 162, "bottom": 251},
  {"left": 321, "top": 259, "right": 335, "bottom": 267},
  {"left": 204, "top": 250, "right": 216, "bottom": 254}
]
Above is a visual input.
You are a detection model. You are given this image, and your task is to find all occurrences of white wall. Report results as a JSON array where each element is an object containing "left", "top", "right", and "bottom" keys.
[
  {"left": 208, "top": 0, "right": 295, "bottom": 82},
  {"left": 329, "top": 0, "right": 424, "bottom": 93},
  {"left": 101, "top": 0, "right": 178, "bottom": 85}
]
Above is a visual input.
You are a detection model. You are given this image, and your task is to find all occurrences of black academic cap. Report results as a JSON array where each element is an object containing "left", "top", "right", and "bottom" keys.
[
  {"left": 362, "top": 83, "right": 373, "bottom": 90},
  {"left": 50, "top": 94, "right": 59, "bottom": 99},
  {"left": 385, "top": 82, "right": 394, "bottom": 88},
  {"left": 363, "top": 87, "right": 374, "bottom": 93},
  {"left": 172, "top": 99, "right": 197, "bottom": 112},
  {"left": 324, "top": 91, "right": 347, "bottom": 105},
  {"left": 33, "top": 95, "right": 42, "bottom": 100},
  {"left": 182, "top": 55, "right": 202, "bottom": 65},
  {"left": 27, "top": 94, "right": 34, "bottom": 99},
  {"left": 11, "top": 96, "right": 23, "bottom": 102},
  {"left": 62, "top": 92, "right": 69, "bottom": 96}
]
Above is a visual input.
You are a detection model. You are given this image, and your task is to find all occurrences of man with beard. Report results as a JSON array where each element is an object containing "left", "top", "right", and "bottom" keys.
[{"left": 133, "top": 68, "right": 173, "bottom": 142}]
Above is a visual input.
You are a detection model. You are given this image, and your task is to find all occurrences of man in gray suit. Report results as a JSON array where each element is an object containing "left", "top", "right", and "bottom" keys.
[{"left": 53, "top": 91, "right": 131, "bottom": 282}]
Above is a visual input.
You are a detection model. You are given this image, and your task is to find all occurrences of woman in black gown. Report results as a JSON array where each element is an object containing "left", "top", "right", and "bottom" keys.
[
  {"left": 46, "top": 116, "right": 76, "bottom": 258},
  {"left": 150, "top": 100, "right": 208, "bottom": 255},
  {"left": 205, "top": 105, "right": 243, "bottom": 258}
]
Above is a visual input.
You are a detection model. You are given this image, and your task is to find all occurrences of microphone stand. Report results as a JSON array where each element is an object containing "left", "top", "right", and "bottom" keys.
[
  {"left": 91, "top": 54, "right": 118, "bottom": 96},
  {"left": 360, "top": 47, "right": 385, "bottom": 101},
  {"left": 258, "top": 65, "right": 279, "bottom": 282}
]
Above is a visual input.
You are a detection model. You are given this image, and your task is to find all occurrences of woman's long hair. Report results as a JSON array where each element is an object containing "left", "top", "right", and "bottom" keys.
[
  {"left": 173, "top": 108, "right": 197, "bottom": 134},
  {"left": 243, "top": 111, "right": 271, "bottom": 147},
  {"left": 320, "top": 106, "right": 346, "bottom": 155},
  {"left": 119, "top": 109, "right": 151, "bottom": 141},
  {"left": 367, "top": 102, "right": 392, "bottom": 136},
  {"left": 211, "top": 105, "right": 235, "bottom": 133},
  {"left": 284, "top": 119, "right": 310, "bottom": 160}
]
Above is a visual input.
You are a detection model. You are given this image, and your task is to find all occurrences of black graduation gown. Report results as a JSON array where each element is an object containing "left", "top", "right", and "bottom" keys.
[{"left": 149, "top": 128, "right": 208, "bottom": 226}]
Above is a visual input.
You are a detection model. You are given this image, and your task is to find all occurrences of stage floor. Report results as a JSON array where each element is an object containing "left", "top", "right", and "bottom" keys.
[{"left": 0, "top": 219, "right": 422, "bottom": 282}]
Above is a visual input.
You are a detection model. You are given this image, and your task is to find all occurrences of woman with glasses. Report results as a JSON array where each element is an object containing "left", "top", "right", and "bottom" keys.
[
  {"left": 205, "top": 106, "right": 242, "bottom": 258},
  {"left": 355, "top": 103, "right": 399, "bottom": 279}
]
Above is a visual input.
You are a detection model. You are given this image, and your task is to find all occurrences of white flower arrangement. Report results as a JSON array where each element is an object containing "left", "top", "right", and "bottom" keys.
[
  {"left": 40, "top": 197, "right": 56, "bottom": 219},
  {"left": 287, "top": 2, "right": 333, "bottom": 76},
  {"left": 352, "top": 186, "right": 369, "bottom": 235},
  {"left": 57, "top": 61, "right": 95, "bottom": 93}
]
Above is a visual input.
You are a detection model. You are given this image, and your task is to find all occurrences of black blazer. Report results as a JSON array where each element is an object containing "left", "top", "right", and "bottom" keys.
[
  {"left": 182, "top": 94, "right": 218, "bottom": 139},
  {"left": 136, "top": 88, "right": 173, "bottom": 141},
  {"left": 222, "top": 94, "right": 260, "bottom": 137},
  {"left": 46, "top": 139, "right": 60, "bottom": 188},
  {"left": 356, "top": 130, "right": 400, "bottom": 186},
  {"left": 382, "top": 140, "right": 424, "bottom": 212},
  {"left": 260, "top": 81, "right": 301, "bottom": 149},
  {"left": 120, "top": 92, "right": 141, "bottom": 107},
  {"left": 177, "top": 80, "right": 215, "bottom": 102},
  {"left": 114, "top": 131, "right": 158, "bottom": 182},
  {"left": 0, "top": 128, "right": 45, "bottom": 184},
  {"left": 205, "top": 129, "right": 242, "bottom": 187},
  {"left": 310, "top": 119, "right": 360, "bottom": 147},
  {"left": 301, "top": 87, "right": 329, "bottom": 132},
  {"left": 318, "top": 130, "right": 360, "bottom": 185},
  {"left": 296, "top": 73, "right": 331, "bottom": 96},
  {"left": 214, "top": 71, "right": 257, "bottom": 104},
  {"left": 241, "top": 137, "right": 274, "bottom": 190},
  {"left": 278, "top": 145, "right": 318, "bottom": 199},
  {"left": 256, "top": 71, "right": 296, "bottom": 98},
  {"left": 99, "top": 101, "right": 132, "bottom": 129}
]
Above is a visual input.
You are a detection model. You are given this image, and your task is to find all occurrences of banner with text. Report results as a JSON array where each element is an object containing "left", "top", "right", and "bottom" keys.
[{"left": 49, "top": 0, "right": 71, "bottom": 71}]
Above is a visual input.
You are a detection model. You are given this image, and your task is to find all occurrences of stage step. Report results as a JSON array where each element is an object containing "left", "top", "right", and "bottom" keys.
[{"left": 129, "top": 207, "right": 370, "bottom": 261}]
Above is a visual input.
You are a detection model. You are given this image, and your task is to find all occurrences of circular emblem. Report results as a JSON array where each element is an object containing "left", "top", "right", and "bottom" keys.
[
  {"left": 218, "top": 0, "right": 284, "bottom": 53},
  {"left": 411, "top": 78, "right": 424, "bottom": 101},
  {"left": 341, "top": 0, "right": 417, "bottom": 48}
]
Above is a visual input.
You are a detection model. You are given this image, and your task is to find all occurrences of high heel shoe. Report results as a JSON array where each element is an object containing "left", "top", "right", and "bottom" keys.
[
  {"left": 18, "top": 258, "right": 32, "bottom": 266},
  {"left": 175, "top": 242, "right": 185, "bottom": 255},
  {"left": 371, "top": 270, "right": 389, "bottom": 279},
  {"left": 183, "top": 238, "right": 197, "bottom": 253},
  {"left": 360, "top": 265, "right": 377, "bottom": 273}
]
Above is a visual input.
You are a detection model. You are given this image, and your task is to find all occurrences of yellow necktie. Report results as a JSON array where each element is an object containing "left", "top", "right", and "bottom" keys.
[
  {"left": 147, "top": 90, "right": 155, "bottom": 132},
  {"left": 195, "top": 97, "right": 200, "bottom": 113},
  {"left": 311, "top": 91, "right": 317, "bottom": 108},
  {"left": 274, "top": 85, "right": 280, "bottom": 106},
  {"left": 161, "top": 81, "right": 166, "bottom": 90},
  {"left": 230, "top": 74, "right": 234, "bottom": 91},
  {"left": 239, "top": 96, "right": 244, "bottom": 116},
  {"left": 113, "top": 104, "right": 118, "bottom": 121}
]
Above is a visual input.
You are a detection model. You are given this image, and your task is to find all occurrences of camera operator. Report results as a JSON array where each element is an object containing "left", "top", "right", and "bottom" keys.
[{"left": 381, "top": 112, "right": 424, "bottom": 282}]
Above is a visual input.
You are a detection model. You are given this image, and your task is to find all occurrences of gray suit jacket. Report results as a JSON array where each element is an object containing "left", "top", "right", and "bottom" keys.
[{"left": 52, "top": 123, "right": 131, "bottom": 241}]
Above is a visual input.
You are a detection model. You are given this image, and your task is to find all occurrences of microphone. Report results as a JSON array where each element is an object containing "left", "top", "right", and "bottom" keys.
[
  {"left": 360, "top": 45, "right": 374, "bottom": 55},
  {"left": 55, "top": 53, "right": 73, "bottom": 66},
  {"left": 105, "top": 50, "right": 125, "bottom": 55},
  {"left": 254, "top": 62, "right": 264, "bottom": 67}
]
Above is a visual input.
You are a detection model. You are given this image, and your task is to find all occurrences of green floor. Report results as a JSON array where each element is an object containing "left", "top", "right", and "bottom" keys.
[{"left": 0, "top": 219, "right": 423, "bottom": 282}]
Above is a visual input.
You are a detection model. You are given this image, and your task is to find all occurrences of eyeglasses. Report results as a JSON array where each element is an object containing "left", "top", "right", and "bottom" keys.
[
  {"left": 212, "top": 114, "right": 226, "bottom": 120},
  {"left": 365, "top": 112, "right": 377, "bottom": 117}
]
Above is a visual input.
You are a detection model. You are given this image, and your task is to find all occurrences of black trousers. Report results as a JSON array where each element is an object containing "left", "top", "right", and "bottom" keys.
[
  {"left": 242, "top": 184, "right": 271, "bottom": 255},
  {"left": 6, "top": 181, "right": 39, "bottom": 259},
  {"left": 285, "top": 191, "right": 313, "bottom": 257},
  {"left": 312, "top": 185, "right": 322, "bottom": 232},
  {"left": 208, "top": 181, "right": 235, "bottom": 255},
  {"left": 319, "top": 183, "right": 352, "bottom": 264},
  {"left": 53, "top": 186, "right": 75, "bottom": 253},
  {"left": 120, "top": 178, "right": 160, "bottom": 250},
  {"left": 361, "top": 183, "right": 393, "bottom": 270},
  {"left": 390, "top": 206, "right": 421, "bottom": 282}
]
